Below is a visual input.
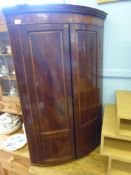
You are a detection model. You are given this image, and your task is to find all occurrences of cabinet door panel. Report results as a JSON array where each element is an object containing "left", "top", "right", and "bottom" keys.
[
  {"left": 70, "top": 24, "right": 102, "bottom": 157},
  {"left": 9, "top": 24, "right": 74, "bottom": 165}
]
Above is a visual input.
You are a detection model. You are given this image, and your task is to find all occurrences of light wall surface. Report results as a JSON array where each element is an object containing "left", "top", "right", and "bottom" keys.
[{"left": 70, "top": 0, "right": 131, "bottom": 104}]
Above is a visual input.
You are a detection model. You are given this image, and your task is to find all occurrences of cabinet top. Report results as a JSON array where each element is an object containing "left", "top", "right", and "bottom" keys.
[{"left": 2, "top": 4, "right": 107, "bottom": 20}]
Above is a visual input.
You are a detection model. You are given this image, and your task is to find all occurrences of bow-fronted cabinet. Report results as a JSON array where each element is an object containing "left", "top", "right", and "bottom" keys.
[{"left": 3, "top": 4, "right": 107, "bottom": 166}]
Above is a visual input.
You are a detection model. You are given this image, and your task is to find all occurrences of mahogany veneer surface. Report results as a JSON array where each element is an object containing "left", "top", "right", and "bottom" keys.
[{"left": 3, "top": 4, "right": 107, "bottom": 165}]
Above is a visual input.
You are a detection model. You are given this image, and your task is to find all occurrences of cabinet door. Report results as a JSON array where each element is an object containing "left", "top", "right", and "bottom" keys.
[
  {"left": 70, "top": 24, "right": 103, "bottom": 157},
  {"left": 9, "top": 24, "right": 75, "bottom": 165}
]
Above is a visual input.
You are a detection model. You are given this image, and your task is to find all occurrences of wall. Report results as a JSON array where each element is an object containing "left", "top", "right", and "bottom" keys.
[{"left": 70, "top": 0, "right": 131, "bottom": 104}]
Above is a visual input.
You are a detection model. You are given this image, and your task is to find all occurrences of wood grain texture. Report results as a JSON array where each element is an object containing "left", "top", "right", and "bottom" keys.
[
  {"left": 3, "top": 5, "right": 107, "bottom": 27},
  {"left": 4, "top": 13, "right": 104, "bottom": 27},
  {"left": 3, "top": 4, "right": 106, "bottom": 165},
  {"left": 8, "top": 24, "right": 75, "bottom": 165},
  {"left": 70, "top": 24, "right": 102, "bottom": 157}
]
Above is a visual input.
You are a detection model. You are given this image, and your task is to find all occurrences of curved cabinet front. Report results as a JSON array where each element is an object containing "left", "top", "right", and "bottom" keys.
[
  {"left": 3, "top": 4, "right": 107, "bottom": 165},
  {"left": 70, "top": 24, "right": 103, "bottom": 157}
]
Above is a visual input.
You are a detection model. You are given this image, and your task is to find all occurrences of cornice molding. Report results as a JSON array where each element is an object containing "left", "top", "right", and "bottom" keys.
[{"left": 2, "top": 4, "right": 107, "bottom": 20}]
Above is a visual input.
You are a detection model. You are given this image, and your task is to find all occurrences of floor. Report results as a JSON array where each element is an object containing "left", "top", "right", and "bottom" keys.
[{"left": 30, "top": 147, "right": 108, "bottom": 175}]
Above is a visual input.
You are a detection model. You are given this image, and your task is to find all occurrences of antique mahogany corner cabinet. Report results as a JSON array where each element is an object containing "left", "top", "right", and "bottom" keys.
[{"left": 3, "top": 4, "right": 107, "bottom": 166}]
